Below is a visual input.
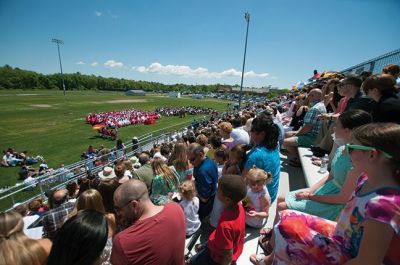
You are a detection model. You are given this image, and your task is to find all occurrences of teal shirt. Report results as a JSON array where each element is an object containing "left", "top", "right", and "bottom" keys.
[
  {"left": 285, "top": 145, "right": 353, "bottom": 221},
  {"left": 244, "top": 145, "right": 281, "bottom": 203},
  {"left": 150, "top": 166, "right": 180, "bottom": 205}
]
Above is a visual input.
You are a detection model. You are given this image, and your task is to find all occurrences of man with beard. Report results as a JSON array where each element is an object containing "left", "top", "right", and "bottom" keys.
[{"left": 111, "top": 179, "right": 186, "bottom": 265}]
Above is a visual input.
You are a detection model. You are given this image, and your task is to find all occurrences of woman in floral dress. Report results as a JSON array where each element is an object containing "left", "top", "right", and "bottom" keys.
[{"left": 251, "top": 123, "right": 400, "bottom": 265}]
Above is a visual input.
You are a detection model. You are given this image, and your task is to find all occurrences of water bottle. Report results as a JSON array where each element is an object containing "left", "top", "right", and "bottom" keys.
[{"left": 319, "top": 154, "right": 329, "bottom": 174}]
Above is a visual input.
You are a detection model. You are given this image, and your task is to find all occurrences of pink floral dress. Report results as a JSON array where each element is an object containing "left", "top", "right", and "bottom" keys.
[{"left": 273, "top": 173, "right": 400, "bottom": 265}]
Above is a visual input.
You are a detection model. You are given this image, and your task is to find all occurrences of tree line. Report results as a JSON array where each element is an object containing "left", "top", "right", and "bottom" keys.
[{"left": 0, "top": 65, "right": 288, "bottom": 96}]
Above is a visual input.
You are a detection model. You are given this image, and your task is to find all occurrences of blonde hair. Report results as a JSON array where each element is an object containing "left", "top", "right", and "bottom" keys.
[
  {"left": 246, "top": 167, "right": 272, "bottom": 185},
  {"left": 0, "top": 211, "right": 47, "bottom": 265},
  {"left": 178, "top": 180, "right": 197, "bottom": 200},
  {"left": 168, "top": 143, "right": 189, "bottom": 172},
  {"left": 152, "top": 158, "right": 179, "bottom": 190},
  {"left": 69, "top": 189, "right": 106, "bottom": 219}
]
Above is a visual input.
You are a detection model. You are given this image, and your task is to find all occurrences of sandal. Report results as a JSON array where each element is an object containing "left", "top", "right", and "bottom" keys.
[
  {"left": 259, "top": 227, "right": 273, "bottom": 237},
  {"left": 194, "top": 243, "right": 204, "bottom": 253},
  {"left": 258, "top": 237, "right": 274, "bottom": 255},
  {"left": 250, "top": 253, "right": 266, "bottom": 265}
]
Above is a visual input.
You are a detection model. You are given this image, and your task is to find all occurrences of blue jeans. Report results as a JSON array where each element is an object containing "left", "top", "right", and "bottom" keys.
[
  {"left": 199, "top": 195, "right": 215, "bottom": 221},
  {"left": 190, "top": 244, "right": 219, "bottom": 265}
]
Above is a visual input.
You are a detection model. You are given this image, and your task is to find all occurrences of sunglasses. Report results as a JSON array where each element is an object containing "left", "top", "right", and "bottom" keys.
[{"left": 346, "top": 144, "right": 393, "bottom": 159}]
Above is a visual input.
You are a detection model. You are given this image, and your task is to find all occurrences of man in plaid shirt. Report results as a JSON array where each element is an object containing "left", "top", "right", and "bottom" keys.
[
  {"left": 283, "top": 89, "right": 326, "bottom": 165},
  {"left": 42, "top": 188, "right": 74, "bottom": 240}
]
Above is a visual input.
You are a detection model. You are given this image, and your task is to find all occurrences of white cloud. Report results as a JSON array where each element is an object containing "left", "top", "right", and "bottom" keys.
[
  {"left": 134, "top": 62, "right": 269, "bottom": 79},
  {"left": 91, "top": 62, "right": 98, "bottom": 67},
  {"left": 76, "top": 61, "right": 85, "bottom": 65},
  {"left": 104, "top": 60, "right": 123, "bottom": 69},
  {"left": 95, "top": 11, "right": 102, "bottom": 16},
  {"left": 107, "top": 10, "right": 119, "bottom": 19},
  {"left": 136, "top": 66, "right": 147, "bottom": 73}
]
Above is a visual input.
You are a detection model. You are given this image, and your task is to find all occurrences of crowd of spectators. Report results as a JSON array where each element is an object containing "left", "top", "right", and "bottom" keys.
[
  {"left": 2, "top": 64, "right": 400, "bottom": 265},
  {"left": 155, "top": 106, "right": 218, "bottom": 117}
]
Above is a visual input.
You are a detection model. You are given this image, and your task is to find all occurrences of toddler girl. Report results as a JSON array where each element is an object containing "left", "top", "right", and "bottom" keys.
[
  {"left": 178, "top": 180, "right": 201, "bottom": 237},
  {"left": 244, "top": 167, "right": 272, "bottom": 228}
]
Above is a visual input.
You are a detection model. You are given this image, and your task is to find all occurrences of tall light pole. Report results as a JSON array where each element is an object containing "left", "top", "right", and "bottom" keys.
[
  {"left": 238, "top": 12, "right": 250, "bottom": 109},
  {"left": 51, "top": 38, "right": 66, "bottom": 96}
]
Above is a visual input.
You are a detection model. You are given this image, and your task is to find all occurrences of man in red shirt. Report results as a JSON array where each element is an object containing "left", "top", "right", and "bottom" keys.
[
  {"left": 190, "top": 175, "right": 247, "bottom": 265},
  {"left": 111, "top": 179, "right": 186, "bottom": 265}
]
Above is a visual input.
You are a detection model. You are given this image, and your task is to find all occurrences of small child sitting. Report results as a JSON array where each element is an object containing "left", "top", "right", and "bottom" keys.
[
  {"left": 178, "top": 180, "right": 201, "bottom": 237},
  {"left": 190, "top": 174, "right": 247, "bottom": 265},
  {"left": 244, "top": 167, "right": 272, "bottom": 228}
]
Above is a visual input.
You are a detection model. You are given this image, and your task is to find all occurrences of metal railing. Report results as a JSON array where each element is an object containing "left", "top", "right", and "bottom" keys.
[
  {"left": 341, "top": 48, "right": 400, "bottom": 76},
  {"left": 0, "top": 118, "right": 202, "bottom": 211}
]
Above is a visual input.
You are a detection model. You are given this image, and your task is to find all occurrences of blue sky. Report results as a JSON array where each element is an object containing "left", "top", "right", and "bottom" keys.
[{"left": 0, "top": 0, "right": 399, "bottom": 89}]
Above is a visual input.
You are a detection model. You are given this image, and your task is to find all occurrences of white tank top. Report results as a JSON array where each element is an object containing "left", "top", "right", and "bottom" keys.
[{"left": 245, "top": 186, "right": 271, "bottom": 228}]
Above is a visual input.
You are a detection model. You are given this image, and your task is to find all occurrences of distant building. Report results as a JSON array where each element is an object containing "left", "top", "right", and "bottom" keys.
[
  {"left": 216, "top": 85, "right": 232, "bottom": 93},
  {"left": 168, "top": 92, "right": 181, "bottom": 98},
  {"left": 126, "top": 90, "right": 146, "bottom": 96}
]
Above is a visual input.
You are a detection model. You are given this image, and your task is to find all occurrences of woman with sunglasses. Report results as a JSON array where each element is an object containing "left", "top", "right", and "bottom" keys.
[
  {"left": 275, "top": 110, "right": 372, "bottom": 221},
  {"left": 251, "top": 123, "right": 400, "bottom": 265}
]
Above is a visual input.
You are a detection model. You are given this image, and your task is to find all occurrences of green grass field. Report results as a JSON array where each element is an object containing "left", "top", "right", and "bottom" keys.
[{"left": 0, "top": 90, "right": 232, "bottom": 188}]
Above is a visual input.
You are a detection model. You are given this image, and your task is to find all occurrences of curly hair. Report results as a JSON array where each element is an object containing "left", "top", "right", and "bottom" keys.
[{"left": 251, "top": 116, "right": 280, "bottom": 150}]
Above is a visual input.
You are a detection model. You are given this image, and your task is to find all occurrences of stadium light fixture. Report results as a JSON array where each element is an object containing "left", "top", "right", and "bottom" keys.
[
  {"left": 238, "top": 12, "right": 250, "bottom": 109},
  {"left": 239, "top": 12, "right": 250, "bottom": 109},
  {"left": 51, "top": 38, "right": 66, "bottom": 96}
]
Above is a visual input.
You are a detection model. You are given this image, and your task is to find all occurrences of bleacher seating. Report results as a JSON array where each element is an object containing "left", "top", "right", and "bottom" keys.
[{"left": 298, "top": 147, "right": 327, "bottom": 187}]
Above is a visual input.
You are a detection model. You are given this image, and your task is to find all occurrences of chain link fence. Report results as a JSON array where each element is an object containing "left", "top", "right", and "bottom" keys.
[{"left": 341, "top": 48, "right": 400, "bottom": 76}]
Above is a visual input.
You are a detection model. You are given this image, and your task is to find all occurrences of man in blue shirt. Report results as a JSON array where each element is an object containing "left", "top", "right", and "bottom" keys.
[{"left": 187, "top": 143, "right": 218, "bottom": 221}]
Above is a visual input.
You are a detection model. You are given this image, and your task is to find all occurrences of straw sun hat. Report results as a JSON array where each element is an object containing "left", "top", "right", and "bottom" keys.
[{"left": 98, "top": 166, "right": 116, "bottom": 180}]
